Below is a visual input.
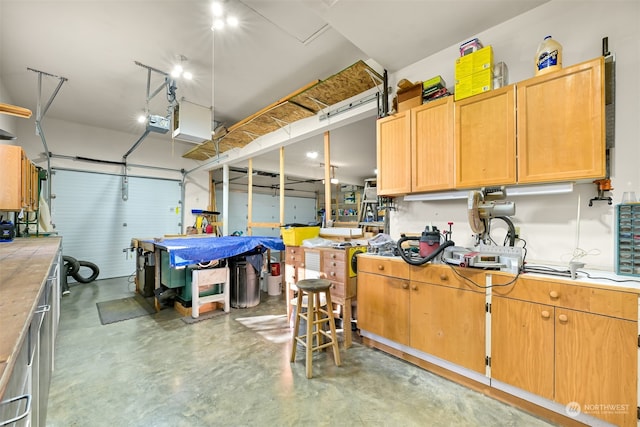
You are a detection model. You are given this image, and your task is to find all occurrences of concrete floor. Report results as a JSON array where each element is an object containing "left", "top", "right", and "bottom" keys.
[{"left": 46, "top": 277, "right": 556, "bottom": 427}]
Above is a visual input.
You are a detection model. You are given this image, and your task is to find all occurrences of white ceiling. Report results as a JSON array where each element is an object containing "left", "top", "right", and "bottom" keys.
[{"left": 0, "top": 0, "right": 547, "bottom": 187}]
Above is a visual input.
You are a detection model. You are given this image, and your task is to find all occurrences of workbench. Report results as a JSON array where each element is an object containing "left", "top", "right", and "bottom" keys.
[
  {"left": 0, "top": 237, "right": 61, "bottom": 426},
  {"left": 131, "top": 235, "right": 285, "bottom": 317}
]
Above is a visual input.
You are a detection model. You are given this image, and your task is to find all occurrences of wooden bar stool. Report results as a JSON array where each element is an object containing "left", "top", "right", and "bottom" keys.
[{"left": 290, "top": 278, "right": 341, "bottom": 378}]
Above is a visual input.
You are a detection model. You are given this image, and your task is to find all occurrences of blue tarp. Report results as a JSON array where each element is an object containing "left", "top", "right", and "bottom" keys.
[{"left": 147, "top": 236, "right": 285, "bottom": 268}]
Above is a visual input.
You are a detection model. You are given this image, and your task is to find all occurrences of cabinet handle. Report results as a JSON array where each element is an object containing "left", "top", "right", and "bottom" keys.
[
  {"left": 440, "top": 274, "right": 448, "bottom": 281},
  {"left": 300, "top": 263, "right": 305, "bottom": 268},
  {"left": 332, "top": 262, "right": 336, "bottom": 267},
  {"left": 331, "top": 254, "right": 337, "bottom": 259},
  {"left": 0, "top": 394, "right": 31, "bottom": 426},
  {"left": 549, "top": 290, "right": 559, "bottom": 299},
  {"left": 377, "top": 265, "right": 384, "bottom": 271},
  {"left": 330, "top": 272, "right": 336, "bottom": 277},
  {"left": 402, "top": 283, "right": 409, "bottom": 289},
  {"left": 541, "top": 310, "right": 550, "bottom": 319},
  {"left": 35, "top": 304, "right": 51, "bottom": 314},
  {"left": 411, "top": 284, "right": 417, "bottom": 291},
  {"left": 558, "top": 314, "right": 568, "bottom": 323}
]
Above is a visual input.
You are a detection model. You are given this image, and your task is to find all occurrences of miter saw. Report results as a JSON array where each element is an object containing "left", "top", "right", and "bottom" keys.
[{"left": 443, "top": 187, "right": 523, "bottom": 273}]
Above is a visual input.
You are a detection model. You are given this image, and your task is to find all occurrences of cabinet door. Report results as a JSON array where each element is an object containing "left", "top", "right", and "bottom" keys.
[
  {"left": 376, "top": 111, "right": 411, "bottom": 196},
  {"left": 491, "top": 296, "right": 554, "bottom": 400},
  {"left": 357, "top": 271, "right": 410, "bottom": 345},
  {"left": 454, "top": 85, "right": 516, "bottom": 188},
  {"left": 555, "top": 308, "right": 637, "bottom": 427},
  {"left": 517, "top": 57, "right": 604, "bottom": 183},
  {"left": 0, "top": 146, "right": 24, "bottom": 211},
  {"left": 411, "top": 97, "right": 454, "bottom": 192},
  {"left": 29, "top": 164, "right": 39, "bottom": 211},
  {"left": 410, "top": 282, "right": 486, "bottom": 373}
]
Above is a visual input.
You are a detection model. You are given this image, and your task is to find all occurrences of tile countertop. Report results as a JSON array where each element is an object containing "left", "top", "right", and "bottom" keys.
[
  {"left": 357, "top": 253, "right": 640, "bottom": 295},
  {"left": 0, "top": 237, "right": 61, "bottom": 399}
]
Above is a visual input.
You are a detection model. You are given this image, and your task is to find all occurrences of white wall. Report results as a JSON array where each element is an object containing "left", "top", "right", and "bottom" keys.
[
  {"left": 0, "top": 78, "right": 18, "bottom": 138},
  {"left": 388, "top": 0, "right": 640, "bottom": 271}
]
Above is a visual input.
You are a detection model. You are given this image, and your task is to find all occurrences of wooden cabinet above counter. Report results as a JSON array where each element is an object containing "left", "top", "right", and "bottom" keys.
[
  {"left": 376, "top": 56, "right": 605, "bottom": 196},
  {"left": 0, "top": 145, "right": 40, "bottom": 212}
]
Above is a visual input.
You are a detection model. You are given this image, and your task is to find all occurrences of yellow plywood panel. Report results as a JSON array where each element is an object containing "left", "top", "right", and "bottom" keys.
[{"left": 182, "top": 60, "right": 383, "bottom": 160}]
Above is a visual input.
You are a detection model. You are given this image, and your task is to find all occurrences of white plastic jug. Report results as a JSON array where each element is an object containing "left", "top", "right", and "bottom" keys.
[{"left": 535, "top": 35, "right": 563, "bottom": 76}]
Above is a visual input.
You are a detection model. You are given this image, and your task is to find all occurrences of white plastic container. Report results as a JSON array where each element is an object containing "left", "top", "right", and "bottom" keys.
[
  {"left": 267, "top": 274, "right": 282, "bottom": 296},
  {"left": 535, "top": 35, "right": 563, "bottom": 76}
]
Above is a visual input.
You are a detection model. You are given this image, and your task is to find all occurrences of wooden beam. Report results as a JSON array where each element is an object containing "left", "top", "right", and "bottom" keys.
[
  {"left": 248, "top": 222, "right": 281, "bottom": 228},
  {"left": 280, "top": 147, "right": 285, "bottom": 226},
  {"left": 324, "top": 131, "right": 332, "bottom": 223},
  {"left": 0, "top": 103, "right": 32, "bottom": 118},
  {"left": 247, "top": 158, "right": 253, "bottom": 236}
]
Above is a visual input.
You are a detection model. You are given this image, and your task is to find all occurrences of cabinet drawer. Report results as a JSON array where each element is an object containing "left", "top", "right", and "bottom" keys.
[
  {"left": 411, "top": 264, "right": 486, "bottom": 292},
  {"left": 285, "top": 246, "right": 304, "bottom": 266},
  {"left": 323, "top": 260, "right": 346, "bottom": 283},
  {"left": 358, "top": 256, "right": 410, "bottom": 279},
  {"left": 328, "top": 280, "right": 346, "bottom": 300},
  {"left": 494, "top": 277, "right": 638, "bottom": 320},
  {"left": 323, "top": 250, "right": 345, "bottom": 263}
]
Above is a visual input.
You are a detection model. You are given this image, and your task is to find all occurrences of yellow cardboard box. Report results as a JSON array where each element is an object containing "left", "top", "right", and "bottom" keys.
[
  {"left": 454, "top": 68, "right": 493, "bottom": 101},
  {"left": 455, "top": 45, "right": 493, "bottom": 80}
]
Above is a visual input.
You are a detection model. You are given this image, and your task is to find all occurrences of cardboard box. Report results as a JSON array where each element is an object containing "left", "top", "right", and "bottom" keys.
[
  {"left": 423, "top": 75, "right": 446, "bottom": 91},
  {"left": 454, "top": 68, "right": 494, "bottom": 101},
  {"left": 396, "top": 82, "right": 423, "bottom": 112},
  {"left": 455, "top": 45, "right": 493, "bottom": 80}
]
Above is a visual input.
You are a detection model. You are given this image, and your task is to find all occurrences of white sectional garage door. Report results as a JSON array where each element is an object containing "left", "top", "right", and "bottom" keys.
[{"left": 51, "top": 169, "right": 181, "bottom": 279}]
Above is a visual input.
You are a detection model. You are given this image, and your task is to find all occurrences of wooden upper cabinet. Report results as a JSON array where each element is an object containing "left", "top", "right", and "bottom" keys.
[
  {"left": 454, "top": 84, "right": 516, "bottom": 188},
  {"left": 517, "top": 57, "right": 605, "bottom": 183},
  {"left": 411, "top": 97, "right": 454, "bottom": 192},
  {"left": 0, "top": 145, "right": 27, "bottom": 211},
  {"left": 376, "top": 111, "right": 411, "bottom": 196}
]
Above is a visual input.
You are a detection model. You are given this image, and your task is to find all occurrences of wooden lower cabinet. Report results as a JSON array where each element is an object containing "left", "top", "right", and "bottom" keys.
[
  {"left": 410, "top": 282, "right": 486, "bottom": 373},
  {"left": 555, "top": 308, "right": 637, "bottom": 427},
  {"left": 359, "top": 256, "right": 639, "bottom": 426},
  {"left": 357, "top": 271, "right": 410, "bottom": 346},
  {"left": 492, "top": 295, "right": 637, "bottom": 427},
  {"left": 491, "top": 297, "right": 555, "bottom": 399}
]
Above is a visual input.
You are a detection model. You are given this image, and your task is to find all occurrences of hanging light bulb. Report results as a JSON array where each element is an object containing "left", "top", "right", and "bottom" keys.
[{"left": 210, "top": 1, "right": 238, "bottom": 31}]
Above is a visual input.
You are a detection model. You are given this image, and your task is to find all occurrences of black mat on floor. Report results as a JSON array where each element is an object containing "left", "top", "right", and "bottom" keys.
[{"left": 96, "top": 294, "right": 156, "bottom": 325}]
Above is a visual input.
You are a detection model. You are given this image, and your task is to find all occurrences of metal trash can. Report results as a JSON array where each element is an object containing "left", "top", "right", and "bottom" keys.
[{"left": 230, "top": 259, "right": 260, "bottom": 308}]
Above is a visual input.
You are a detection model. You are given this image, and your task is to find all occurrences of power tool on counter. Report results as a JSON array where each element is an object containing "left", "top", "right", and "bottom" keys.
[
  {"left": 445, "top": 187, "right": 523, "bottom": 273},
  {"left": 397, "top": 223, "right": 455, "bottom": 266}
]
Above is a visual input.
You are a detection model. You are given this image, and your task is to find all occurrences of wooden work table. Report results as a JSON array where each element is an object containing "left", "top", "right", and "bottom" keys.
[{"left": 0, "top": 237, "right": 61, "bottom": 410}]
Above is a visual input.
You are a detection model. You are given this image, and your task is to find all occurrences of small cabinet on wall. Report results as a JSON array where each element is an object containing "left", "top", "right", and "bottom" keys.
[
  {"left": 376, "top": 110, "right": 411, "bottom": 196},
  {"left": 376, "top": 56, "right": 605, "bottom": 196},
  {"left": 0, "top": 145, "right": 39, "bottom": 212},
  {"left": 411, "top": 97, "right": 455, "bottom": 192},
  {"left": 454, "top": 84, "right": 516, "bottom": 188},
  {"left": 517, "top": 56, "right": 605, "bottom": 183},
  {"left": 376, "top": 97, "right": 455, "bottom": 196}
]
